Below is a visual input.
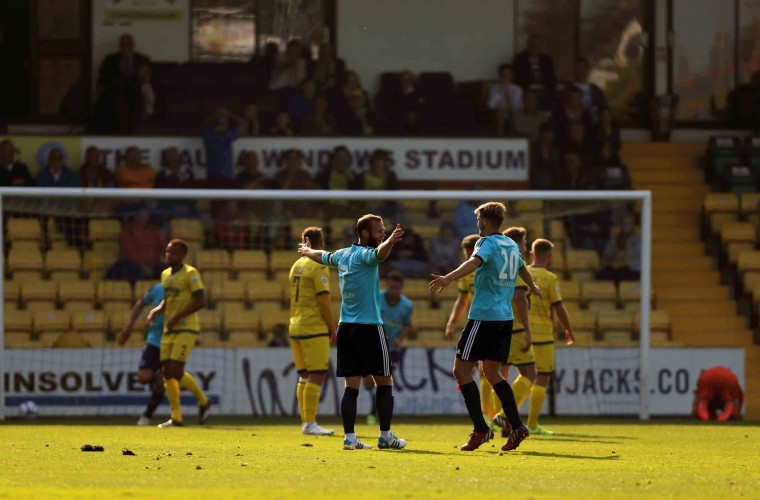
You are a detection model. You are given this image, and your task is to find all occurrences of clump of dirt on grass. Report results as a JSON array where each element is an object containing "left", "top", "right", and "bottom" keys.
[
  {"left": 122, "top": 449, "right": 136, "bottom": 456},
  {"left": 80, "top": 444, "right": 104, "bottom": 452}
]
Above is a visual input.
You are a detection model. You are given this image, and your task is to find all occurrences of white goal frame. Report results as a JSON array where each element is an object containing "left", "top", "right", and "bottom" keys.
[{"left": 0, "top": 188, "right": 652, "bottom": 421}]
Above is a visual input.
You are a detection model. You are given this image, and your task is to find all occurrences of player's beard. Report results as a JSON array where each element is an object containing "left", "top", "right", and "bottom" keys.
[{"left": 367, "top": 234, "right": 382, "bottom": 248}]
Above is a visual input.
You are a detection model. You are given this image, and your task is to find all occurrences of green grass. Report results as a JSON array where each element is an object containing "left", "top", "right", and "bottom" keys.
[{"left": 0, "top": 417, "right": 758, "bottom": 498}]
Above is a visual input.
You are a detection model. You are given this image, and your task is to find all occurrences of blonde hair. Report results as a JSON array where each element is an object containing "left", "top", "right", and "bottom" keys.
[
  {"left": 532, "top": 238, "right": 554, "bottom": 257},
  {"left": 474, "top": 202, "right": 507, "bottom": 227}
]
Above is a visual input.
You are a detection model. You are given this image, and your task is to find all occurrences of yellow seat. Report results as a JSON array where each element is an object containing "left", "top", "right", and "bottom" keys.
[
  {"left": 72, "top": 311, "right": 108, "bottom": 332},
  {"left": 557, "top": 279, "right": 580, "bottom": 304},
  {"left": 83, "top": 249, "right": 118, "bottom": 278},
  {"left": 740, "top": 193, "right": 760, "bottom": 215},
  {"left": 550, "top": 250, "right": 566, "bottom": 275},
  {"left": 259, "top": 309, "right": 290, "bottom": 333},
  {"left": 566, "top": 249, "right": 601, "bottom": 274},
  {"left": 4, "top": 281, "right": 20, "bottom": 304},
  {"left": 7, "top": 249, "right": 44, "bottom": 274},
  {"left": 217, "top": 301, "right": 249, "bottom": 316},
  {"left": 202, "top": 270, "right": 231, "bottom": 290},
  {"left": 548, "top": 220, "right": 566, "bottom": 242},
  {"left": 6, "top": 218, "right": 42, "bottom": 241},
  {"left": 597, "top": 310, "right": 634, "bottom": 334},
  {"left": 11, "top": 271, "right": 43, "bottom": 284},
  {"left": 199, "top": 309, "right": 224, "bottom": 334},
  {"left": 10, "top": 240, "right": 41, "bottom": 252},
  {"left": 237, "top": 270, "right": 267, "bottom": 283},
  {"left": 737, "top": 251, "right": 760, "bottom": 274},
  {"left": 513, "top": 200, "right": 544, "bottom": 215},
  {"left": 603, "top": 330, "right": 634, "bottom": 346},
  {"left": 721, "top": 222, "right": 756, "bottom": 245},
  {"left": 211, "top": 281, "right": 247, "bottom": 303},
  {"left": 290, "top": 218, "right": 322, "bottom": 243},
  {"left": 88, "top": 218, "right": 121, "bottom": 241},
  {"left": 21, "top": 281, "right": 58, "bottom": 304},
  {"left": 413, "top": 225, "right": 440, "bottom": 241},
  {"left": 133, "top": 279, "right": 159, "bottom": 298},
  {"left": 49, "top": 271, "right": 81, "bottom": 283},
  {"left": 704, "top": 193, "right": 739, "bottom": 214},
  {"left": 572, "top": 310, "right": 597, "bottom": 333},
  {"left": 742, "top": 271, "right": 760, "bottom": 296},
  {"left": 106, "top": 306, "right": 143, "bottom": 334},
  {"left": 224, "top": 310, "right": 259, "bottom": 333},
  {"left": 232, "top": 250, "right": 267, "bottom": 272},
  {"left": 270, "top": 250, "right": 296, "bottom": 272},
  {"left": 5, "top": 309, "right": 33, "bottom": 333},
  {"left": 727, "top": 242, "right": 755, "bottom": 265},
  {"left": 581, "top": 280, "right": 617, "bottom": 307},
  {"left": 404, "top": 279, "right": 432, "bottom": 300},
  {"left": 4, "top": 332, "right": 37, "bottom": 348},
  {"left": 227, "top": 331, "right": 267, "bottom": 348},
  {"left": 33, "top": 310, "right": 71, "bottom": 333},
  {"left": 58, "top": 281, "right": 96, "bottom": 303},
  {"left": 636, "top": 310, "right": 671, "bottom": 333},
  {"left": 25, "top": 301, "right": 58, "bottom": 313},
  {"left": 170, "top": 218, "right": 204, "bottom": 243},
  {"left": 64, "top": 301, "right": 96, "bottom": 312},
  {"left": 80, "top": 332, "right": 106, "bottom": 348},
  {"left": 97, "top": 281, "right": 133, "bottom": 304},
  {"left": 45, "top": 249, "right": 82, "bottom": 273},
  {"left": 247, "top": 280, "right": 283, "bottom": 302},
  {"left": 412, "top": 306, "right": 448, "bottom": 331},
  {"left": 196, "top": 249, "right": 232, "bottom": 271},
  {"left": 55, "top": 331, "right": 90, "bottom": 348}
]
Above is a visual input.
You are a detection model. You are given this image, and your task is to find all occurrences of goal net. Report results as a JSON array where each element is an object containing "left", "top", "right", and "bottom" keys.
[{"left": 0, "top": 188, "right": 653, "bottom": 420}]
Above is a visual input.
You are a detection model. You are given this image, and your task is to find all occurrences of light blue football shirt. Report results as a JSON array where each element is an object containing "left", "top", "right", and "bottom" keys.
[
  {"left": 143, "top": 284, "right": 165, "bottom": 347},
  {"left": 380, "top": 290, "right": 413, "bottom": 343},
  {"left": 322, "top": 244, "right": 383, "bottom": 324},
  {"left": 468, "top": 234, "right": 524, "bottom": 321}
]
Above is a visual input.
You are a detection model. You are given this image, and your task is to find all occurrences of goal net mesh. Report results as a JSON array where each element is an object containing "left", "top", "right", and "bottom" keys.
[{"left": 1, "top": 191, "right": 648, "bottom": 418}]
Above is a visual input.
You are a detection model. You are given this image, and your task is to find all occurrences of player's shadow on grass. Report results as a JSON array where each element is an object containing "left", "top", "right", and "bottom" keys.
[
  {"left": 396, "top": 449, "right": 456, "bottom": 457},
  {"left": 555, "top": 433, "right": 637, "bottom": 440},
  {"left": 520, "top": 451, "right": 620, "bottom": 461},
  {"left": 533, "top": 437, "right": 623, "bottom": 445}
]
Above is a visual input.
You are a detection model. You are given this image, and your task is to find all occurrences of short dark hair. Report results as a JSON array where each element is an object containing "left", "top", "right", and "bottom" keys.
[
  {"left": 386, "top": 270, "right": 404, "bottom": 285},
  {"left": 498, "top": 63, "right": 513, "bottom": 74},
  {"left": 532, "top": 238, "right": 554, "bottom": 257},
  {"left": 461, "top": 234, "right": 479, "bottom": 251},
  {"left": 302, "top": 226, "right": 323, "bottom": 248},
  {"left": 356, "top": 214, "right": 383, "bottom": 237},
  {"left": 168, "top": 238, "right": 189, "bottom": 254},
  {"left": 503, "top": 226, "right": 527, "bottom": 244},
  {"left": 474, "top": 202, "right": 507, "bottom": 227}
]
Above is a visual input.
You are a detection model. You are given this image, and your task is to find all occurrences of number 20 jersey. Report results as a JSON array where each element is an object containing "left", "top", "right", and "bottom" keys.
[{"left": 468, "top": 233, "right": 525, "bottom": 322}]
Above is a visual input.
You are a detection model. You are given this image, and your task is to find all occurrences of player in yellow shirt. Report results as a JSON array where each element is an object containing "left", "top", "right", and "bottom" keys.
[
  {"left": 147, "top": 239, "right": 212, "bottom": 428},
  {"left": 494, "top": 238, "right": 574, "bottom": 435},
  {"left": 289, "top": 227, "right": 338, "bottom": 436}
]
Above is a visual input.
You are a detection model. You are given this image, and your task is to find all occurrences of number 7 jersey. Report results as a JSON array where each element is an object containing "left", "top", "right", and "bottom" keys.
[
  {"left": 289, "top": 256, "right": 331, "bottom": 336},
  {"left": 468, "top": 233, "right": 525, "bottom": 322}
]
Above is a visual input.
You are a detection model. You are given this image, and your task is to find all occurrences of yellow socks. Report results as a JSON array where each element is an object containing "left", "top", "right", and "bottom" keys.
[
  {"left": 527, "top": 384, "right": 547, "bottom": 429},
  {"left": 164, "top": 378, "right": 181, "bottom": 422},
  {"left": 478, "top": 377, "right": 493, "bottom": 415},
  {"left": 180, "top": 372, "right": 209, "bottom": 406},
  {"left": 512, "top": 375, "right": 533, "bottom": 408},
  {"left": 303, "top": 382, "right": 322, "bottom": 423},
  {"left": 296, "top": 381, "right": 307, "bottom": 423}
]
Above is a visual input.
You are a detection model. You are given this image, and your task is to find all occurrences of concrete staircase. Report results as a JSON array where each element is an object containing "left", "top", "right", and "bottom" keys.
[{"left": 621, "top": 142, "right": 759, "bottom": 419}]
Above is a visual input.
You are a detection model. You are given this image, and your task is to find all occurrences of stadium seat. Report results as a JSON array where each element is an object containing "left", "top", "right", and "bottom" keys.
[
  {"left": 71, "top": 311, "right": 107, "bottom": 333},
  {"left": 259, "top": 309, "right": 290, "bottom": 333},
  {"left": 513, "top": 200, "right": 543, "bottom": 216},
  {"left": 289, "top": 218, "right": 319, "bottom": 244},
  {"left": 63, "top": 301, "right": 95, "bottom": 313},
  {"left": 96, "top": 281, "right": 134, "bottom": 304},
  {"left": 232, "top": 250, "right": 267, "bottom": 272},
  {"left": 170, "top": 218, "right": 204, "bottom": 243},
  {"left": 88, "top": 218, "right": 121, "bottom": 241},
  {"left": 54, "top": 331, "right": 90, "bottom": 348},
  {"left": 203, "top": 270, "right": 232, "bottom": 289},
  {"left": 603, "top": 330, "right": 635, "bottom": 346},
  {"left": 566, "top": 249, "right": 600, "bottom": 282},
  {"left": 7, "top": 249, "right": 44, "bottom": 274},
  {"left": 4, "top": 281, "right": 20, "bottom": 306},
  {"left": 227, "top": 331, "right": 267, "bottom": 348},
  {"left": 5, "top": 309, "right": 33, "bottom": 333},
  {"left": 11, "top": 271, "right": 43, "bottom": 285},
  {"left": 45, "top": 249, "right": 82, "bottom": 274},
  {"left": 33, "top": 310, "right": 71, "bottom": 333},
  {"left": 412, "top": 306, "right": 448, "bottom": 332},
  {"left": 105, "top": 306, "right": 142, "bottom": 334},
  {"left": 224, "top": 310, "right": 259, "bottom": 333},
  {"left": 404, "top": 279, "right": 432, "bottom": 300},
  {"left": 737, "top": 250, "right": 760, "bottom": 275},
  {"left": 21, "top": 281, "right": 58, "bottom": 304},
  {"left": 581, "top": 281, "right": 617, "bottom": 309},
  {"left": 558, "top": 279, "right": 581, "bottom": 304},
  {"left": 270, "top": 250, "right": 296, "bottom": 272},
  {"left": 10, "top": 240, "right": 41, "bottom": 252},
  {"left": 739, "top": 192, "right": 760, "bottom": 216},
  {"left": 82, "top": 249, "right": 118, "bottom": 278},
  {"left": 707, "top": 135, "right": 742, "bottom": 180},
  {"left": 237, "top": 270, "right": 267, "bottom": 285},
  {"left": 247, "top": 280, "right": 283, "bottom": 303},
  {"left": 571, "top": 310, "right": 597, "bottom": 335},
  {"left": 637, "top": 310, "right": 671, "bottom": 335},
  {"left": 133, "top": 280, "right": 158, "bottom": 298},
  {"left": 703, "top": 193, "right": 739, "bottom": 236},
  {"left": 550, "top": 249, "right": 567, "bottom": 275},
  {"left": 199, "top": 309, "right": 224, "bottom": 334},
  {"left": 6, "top": 218, "right": 42, "bottom": 241},
  {"left": 49, "top": 271, "right": 81, "bottom": 283},
  {"left": 548, "top": 220, "right": 566, "bottom": 242},
  {"left": 196, "top": 249, "right": 232, "bottom": 272},
  {"left": 211, "top": 281, "right": 247, "bottom": 303},
  {"left": 4, "top": 331, "right": 37, "bottom": 348},
  {"left": 597, "top": 310, "right": 634, "bottom": 335},
  {"left": 58, "top": 280, "right": 97, "bottom": 304}
]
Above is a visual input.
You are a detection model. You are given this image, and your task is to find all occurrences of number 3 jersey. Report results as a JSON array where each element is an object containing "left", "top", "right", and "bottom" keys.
[
  {"left": 289, "top": 256, "right": 331, "bottom": 336},
  {"left": 468, "top": 233, "right": 525, "bottom": 322}
]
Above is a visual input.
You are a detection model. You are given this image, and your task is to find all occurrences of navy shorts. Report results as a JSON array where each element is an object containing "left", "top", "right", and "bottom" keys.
[
  {"left": 456, "top": 320, "right": 513, "bottom": 363},
  {"left": 336, "top": 323, "right": 392, "bottom": 378},
  {"left": 138, "top": 344, "right": 161, "bottom": 372}
]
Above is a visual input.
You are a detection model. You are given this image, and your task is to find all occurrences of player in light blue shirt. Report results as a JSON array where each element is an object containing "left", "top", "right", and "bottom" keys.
[
  {"left": 118, "top": 283, "right": 165, "bottom": 426},
  {"left": 430, "top": 202, "right": 541, "bottom": 453},
  {"left": 299, "top": 214, "right": 407, "bottom": 450}
]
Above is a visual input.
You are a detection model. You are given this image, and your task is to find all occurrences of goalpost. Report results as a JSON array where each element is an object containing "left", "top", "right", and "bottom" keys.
[{"left": 0, "top": 188, "right": 652, "bottom": 421}]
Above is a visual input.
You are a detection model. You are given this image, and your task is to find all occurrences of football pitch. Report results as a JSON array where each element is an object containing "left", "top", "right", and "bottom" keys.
[{"left": 0, "top": 417, "right": 758, "bottom": 498}]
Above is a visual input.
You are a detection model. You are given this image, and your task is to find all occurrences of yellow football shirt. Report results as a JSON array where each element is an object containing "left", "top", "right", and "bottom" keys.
[
  {"left": 527, "top": 265, "right": 562, "bottom": 342},
  {"left": 511, "top": 275, "right": 528, "bottom": 331},
  {"left": 457, "top": 273, "right": 475, "bottom": 302},
  {"left": 161, "top": 264, "right": 204, "bottom": 334},
  {"left": 289, "top": 256, "right": 331, "bottom": 337}
]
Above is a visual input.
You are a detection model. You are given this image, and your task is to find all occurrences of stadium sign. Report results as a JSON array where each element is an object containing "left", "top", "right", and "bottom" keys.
[
  {"left": 80, "top": 137, "right": 530, "bottom": 182},
  {"left": 3, "top": 347, "right": 743, "bottom": 417}
]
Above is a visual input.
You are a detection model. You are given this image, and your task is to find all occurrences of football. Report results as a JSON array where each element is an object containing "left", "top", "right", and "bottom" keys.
[{"left": 19, "top": 401, "right": 39, "bottom": 419}]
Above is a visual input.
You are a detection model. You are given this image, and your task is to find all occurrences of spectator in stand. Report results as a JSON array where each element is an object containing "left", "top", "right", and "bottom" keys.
[
  {"left": 202, "top": 106, "right": 245, "bottom": 183},
  {"left": 93, "top": 33, "right": 150, "bottom": 134},
  {"left": 269, "top": 40, "right": 306, "bottom": 91},
  {"left": 116, "top": 146, "right": 156, "bottom": 188},
  {"left": 311, "top": 43, "right": 346, "bottom": 93},
  {"left": 138, "top": 64, "right": 156, "bottom": 120},
  {"left": 329, "top": 70, "right": 369, "bottom": 118},
  {"left": 37, "top": 148, "right": 79, "bottom": 187},
  {"left": 453, "top": 199, "right": 481, "bottom": 240},
  {"left": 391, "top": 70, "right": 424, "bottom": 134},
  {"left": 512, "top": 34, "right": 556, "bottom": 106},
  {"left": 386, "top": 223, "right": 429, "bottom": 278},
  {"left": 288, "top": 78, "right": 317, "bottom": 128},
  {"left": 236, "top": 151, "right": 266, "bottom": 189},
  {"left": 555, "top": 149, "right": 597, "bottom": 190},
  {"left": 239, "top": 103, "right": 261, "bottom": 137},
  {"left": 358, "top": 149, "right": 399, "bottom": 190},
  {"left": 316, "top": 146, "right": 359, "bottom": 190},
  {"left": 598, "top": 213, "right": 641, "bottom": 282},
  {"left": 80, "top": 146, "right": 115, "bottom": 187},
  {"left": 571, "top": 58, "right": 607, "bottom": 121},
  {"left": 340, "top": 93, "right": 377, "bottom": 136},
  {"left": 488, "top": 63, "right": 523, "bottom": 137},
  {"left": 512, "top": 89, "right": 550, "bottom": 141},
  {"left": 428, "top": 221, "right": 461, "bottom": 276},
  {"left": 0, "top": 139, "right": 33, "bottom": 186},
  {"left": 596, "top": 107, "right": 622, "bottom": 154},
  {"left": 563, "top": 121, "right": 598, "bottom": 168},
  {"left": 556, "top": 87, "right": 592, "bottom": 140},
  {"left": 118, "top": 209, "right": 167, "bottom": 279},
  {"left": 215, "top": 200, "right": 249, "bottom": 250},
  {"left": 530, "top": 123, "right": 561, "bottom": 189},
  {"left": 596, "top": 145, "right": 632, "bottom": 190},
  {"left": 274, "top": 149, "right": 317, "bottom": 190},
  {"left": 301, "top": 94, "right": 337, "bottom": 136},
  {"left": 270, "top": 112, "right": 295, "bottom": 137},
  {"left": 155, "top": 147, "right": 193, "bottom": 189}
]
